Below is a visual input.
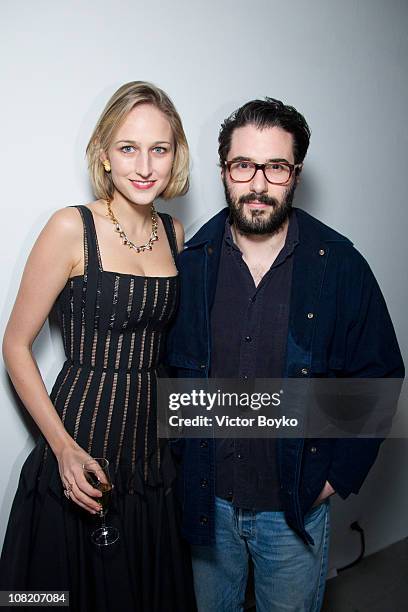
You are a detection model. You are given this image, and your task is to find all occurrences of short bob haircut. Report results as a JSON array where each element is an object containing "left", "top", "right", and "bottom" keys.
[{"left": 86, "top": 81, "right": 189, "bottom": 201}]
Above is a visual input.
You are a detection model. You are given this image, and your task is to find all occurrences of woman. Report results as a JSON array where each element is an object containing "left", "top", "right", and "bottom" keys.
[{"left": 0, "top": 81, "right": 196, "bottom": 611}]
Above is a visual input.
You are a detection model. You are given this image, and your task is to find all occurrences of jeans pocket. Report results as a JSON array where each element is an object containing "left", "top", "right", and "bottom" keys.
[{"left": 304, "top": 500, "right": 328, "bottom": 525}]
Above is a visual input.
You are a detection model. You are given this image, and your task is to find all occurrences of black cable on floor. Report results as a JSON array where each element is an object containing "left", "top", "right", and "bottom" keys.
[{"left": 337, "top": 521, "right": 366, "bottom": 572}]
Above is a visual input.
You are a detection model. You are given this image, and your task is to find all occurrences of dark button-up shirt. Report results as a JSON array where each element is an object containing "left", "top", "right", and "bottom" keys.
[{"left": 210, "top": 211, "right": 299, "bottom": 510}]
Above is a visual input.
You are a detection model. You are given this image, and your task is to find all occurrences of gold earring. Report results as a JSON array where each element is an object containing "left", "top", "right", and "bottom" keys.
[{"left": 102, "top": 160, "right": 111, "bottom": 172}]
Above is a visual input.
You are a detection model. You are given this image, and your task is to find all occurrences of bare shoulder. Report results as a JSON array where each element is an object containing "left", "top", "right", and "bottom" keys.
[
  {"left": 43, "top": 200, "right": 104, "bottom": 243},
  {"left": 44, "top": 206, "right": 83, "bottom": 239},
  {"left": 32, "top": 206, "right": 86, "bottom": 272},
  {"left": 170, "top": 216, "right": 185, "bottom": 252}
]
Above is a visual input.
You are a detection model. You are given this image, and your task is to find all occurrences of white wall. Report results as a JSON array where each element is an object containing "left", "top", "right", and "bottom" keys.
[{"left": 1, "top": 0, "right": 407, "bottom": 572}]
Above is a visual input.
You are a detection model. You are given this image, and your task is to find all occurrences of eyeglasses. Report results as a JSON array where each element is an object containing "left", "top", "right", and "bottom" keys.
[{"left": 224, "top": 160, "right": 303, "bottom": 185}]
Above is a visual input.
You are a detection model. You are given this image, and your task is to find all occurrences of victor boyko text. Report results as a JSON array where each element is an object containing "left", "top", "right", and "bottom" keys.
[{"left": 157, "top": 378, "right": 406, "bottom": 439}]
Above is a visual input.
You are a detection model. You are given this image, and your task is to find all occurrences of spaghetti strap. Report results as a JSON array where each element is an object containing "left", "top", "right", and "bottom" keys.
[
  {"left": 69, "top": 205, "right": 103, "bottom": 274},
  {"left": 159, "top": 212, "right": 179, "bottom": 261}
]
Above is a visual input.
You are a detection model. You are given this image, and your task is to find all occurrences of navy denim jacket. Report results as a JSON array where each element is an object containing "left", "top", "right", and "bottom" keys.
[{"left": 165, "top": 207, "right": 404, "bottom": 545}]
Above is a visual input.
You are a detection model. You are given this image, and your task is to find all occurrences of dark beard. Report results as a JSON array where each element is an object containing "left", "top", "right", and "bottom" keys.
[{"left": 223, "top": 178, "right": 296, "bottom": 235}]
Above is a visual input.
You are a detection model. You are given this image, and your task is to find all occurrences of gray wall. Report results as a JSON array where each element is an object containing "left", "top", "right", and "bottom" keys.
[{"left": 1, "top": 0, "right": 407, "bottom": 573}]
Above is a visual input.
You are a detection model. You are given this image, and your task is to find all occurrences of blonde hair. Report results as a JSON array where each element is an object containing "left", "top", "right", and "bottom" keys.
[{"left": 86, "top": 81, "right": 189, "bottom": 200}]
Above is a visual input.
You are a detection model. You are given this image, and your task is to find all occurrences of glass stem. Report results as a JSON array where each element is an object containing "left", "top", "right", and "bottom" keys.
[{"left": 100, "top": 511, "right": 107, "bottom": 532}]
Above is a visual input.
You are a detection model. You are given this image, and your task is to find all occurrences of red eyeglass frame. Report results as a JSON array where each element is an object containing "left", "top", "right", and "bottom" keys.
[{"left": 224, "top": 160, "right": 303, "bottom": 185}]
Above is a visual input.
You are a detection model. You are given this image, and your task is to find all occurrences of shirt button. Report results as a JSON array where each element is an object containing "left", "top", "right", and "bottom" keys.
[
  {"left": 244, "top": 336, "right": 252, "bottom": 342},
  {"left": 200, "top": 478, "right": 209, "bottom": 488},
  {"left": 200, "top": 440, "right": 208, "bottom": 448},
  {"left": 319, "top": 249, "right": 325, "bottom": 256},
  {"left": 200, "top": 515, "right": 208, "bottom": 525},
  {"left": 301, "top": 368, "right": 309, "bottom": 375},
  {"left": 207, "top": 246, "right": 214, "bottom": 255},
  {"left": 310, "top": 446, "right": 317, "bottom": 454},
  {"left": 200, "top": 364, "right": 206, "bottom": 369},
  {"left": 236, "top": 453, "right": 242, "bottom": 459},
  {"left": 307, "top": 313, "right": 314, "bottom": 319},
  {"left": 227, "top": 490, "right": 233, "bottom": 501}
]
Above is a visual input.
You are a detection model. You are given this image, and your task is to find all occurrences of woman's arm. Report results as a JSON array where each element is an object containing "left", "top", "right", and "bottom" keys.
[{"left": 3, "top": 207, "right": 102, "bottom": 513}]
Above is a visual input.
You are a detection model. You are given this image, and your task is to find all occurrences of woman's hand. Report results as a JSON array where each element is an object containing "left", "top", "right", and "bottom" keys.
[{"left": 56, "top": 441, "right": 103, "bottom": 514}]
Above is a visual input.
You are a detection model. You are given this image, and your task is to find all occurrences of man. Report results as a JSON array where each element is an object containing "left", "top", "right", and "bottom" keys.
[{"left": 166, "top": 98, "right": 404, "bottom": 611}]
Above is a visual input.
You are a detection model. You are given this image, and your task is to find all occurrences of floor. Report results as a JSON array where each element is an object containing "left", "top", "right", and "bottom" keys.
[{"left": 322, "top": 537, "right": 408, "bottom": 611}]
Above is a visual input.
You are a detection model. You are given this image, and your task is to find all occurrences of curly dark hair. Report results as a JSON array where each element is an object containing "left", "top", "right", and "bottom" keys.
[{"left": 218, "top": 97, "right": 311, "bottom": 168}]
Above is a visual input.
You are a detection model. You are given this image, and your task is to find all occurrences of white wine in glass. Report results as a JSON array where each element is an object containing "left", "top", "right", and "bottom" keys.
[{"left": 83, "top": 458, "right": 119, "bottom": 546}]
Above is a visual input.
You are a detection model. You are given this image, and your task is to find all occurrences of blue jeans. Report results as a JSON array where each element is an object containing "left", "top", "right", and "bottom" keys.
[{"left": 191, "top": 496, "right": 330, "bottom": 612}]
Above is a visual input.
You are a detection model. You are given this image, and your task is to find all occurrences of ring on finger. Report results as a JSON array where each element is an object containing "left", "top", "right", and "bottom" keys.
[{"left": 63, "top": 482, "right": 74, "bottom": 498}]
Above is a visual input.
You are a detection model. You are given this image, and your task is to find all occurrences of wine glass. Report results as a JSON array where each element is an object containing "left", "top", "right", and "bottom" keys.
[{"left": 83, "top": 458, "right": 119, "bottom": 546}]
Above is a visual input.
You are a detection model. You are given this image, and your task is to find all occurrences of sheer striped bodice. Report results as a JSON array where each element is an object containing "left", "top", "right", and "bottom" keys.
[{"left": 46, "top": 205, "right": 179, "bottom": 490}]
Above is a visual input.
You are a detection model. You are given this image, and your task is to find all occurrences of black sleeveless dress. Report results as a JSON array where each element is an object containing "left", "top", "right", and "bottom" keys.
[{"left": 0, "top": 205, "right": 196, "bottom": 612}]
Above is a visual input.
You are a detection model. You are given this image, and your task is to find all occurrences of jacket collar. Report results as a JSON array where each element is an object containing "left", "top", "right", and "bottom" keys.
[
  {"left": 184, "top": 208, "right": 229, "bottom": 250},
  {"left": 294, "top": 207, "right": 353, "bottom": 248}
]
